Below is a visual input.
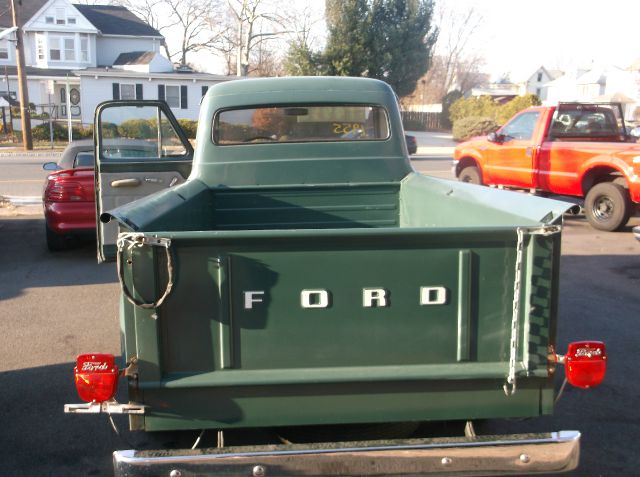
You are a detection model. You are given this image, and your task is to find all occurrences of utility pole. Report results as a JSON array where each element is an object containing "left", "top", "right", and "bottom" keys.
[{"left": 10, "top": 0, "right": 33, "bottom": 150}]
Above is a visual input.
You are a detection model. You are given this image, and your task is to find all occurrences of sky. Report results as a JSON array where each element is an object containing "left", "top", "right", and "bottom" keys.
[
  {"left": 186, "top": 0, "right": 640, "bottom": 81},
  {"left": 449, "top": 0, "right": 640, "bottom": 81}
]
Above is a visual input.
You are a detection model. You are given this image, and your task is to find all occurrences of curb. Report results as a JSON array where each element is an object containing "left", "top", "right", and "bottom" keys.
[
  {"left": 0, "top": 151, "right": 63, "bottom": 157},
  {"left": 0, "top": 195, "right": 42, "bottom": 206}
]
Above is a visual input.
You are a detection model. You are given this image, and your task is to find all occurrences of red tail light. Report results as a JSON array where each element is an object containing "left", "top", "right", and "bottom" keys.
[
  {"left": 45, "top": 180, "right": 89, "bottom": 202},
  {"left": 565, "top": 341, "right": 606, "bottom": 389},
  {"left": 74, "top": 354, "right": 119, "bottom": 403}
]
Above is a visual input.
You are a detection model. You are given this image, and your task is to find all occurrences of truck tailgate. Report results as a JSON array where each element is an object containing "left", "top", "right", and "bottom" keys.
[{"left": 118, "top": 225, "right": 560, "bottom": 432}]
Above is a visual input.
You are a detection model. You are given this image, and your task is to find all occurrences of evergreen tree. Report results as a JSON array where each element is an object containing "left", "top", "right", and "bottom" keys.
[
  {"left": 283, "top": 41, "right": 325, "bottom": 76},
  {"left": 366, "top": 0, "right": 437, "bottom": 97},
  {"left": 286, "top": 0, "right": 437, "bottom": 99},
  {"left": 324, "top": 0, "right": 370, "bottom": 76}
]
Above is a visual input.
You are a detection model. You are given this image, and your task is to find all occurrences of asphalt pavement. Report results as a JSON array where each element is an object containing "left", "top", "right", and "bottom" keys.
[
  {"left": 1, "top": 213, "right": 639, "bottom": 476},
  {"left": 2, "top": 133, "right": 640, "bottom": 475}
]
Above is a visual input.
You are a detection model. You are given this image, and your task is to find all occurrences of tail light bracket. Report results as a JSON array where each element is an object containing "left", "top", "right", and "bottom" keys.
[{"left": 64, "top": 399, "right": 146, "bottom": 414}]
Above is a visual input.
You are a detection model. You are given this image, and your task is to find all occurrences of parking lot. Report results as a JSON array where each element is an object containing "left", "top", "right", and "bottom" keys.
[{"left": 0, "top": 150, "right": 639, "bottom": 476}]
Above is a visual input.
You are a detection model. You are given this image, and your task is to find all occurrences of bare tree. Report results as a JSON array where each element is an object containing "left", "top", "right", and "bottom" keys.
[
  {"left": 115, "top": 0, "right": 223, "bottom": 67},
  {"left": 217, "top": 0, "right": 289, "bottom": 77},
  {"left": 406, "top": 5, "right": 486, "bottom": 105}
]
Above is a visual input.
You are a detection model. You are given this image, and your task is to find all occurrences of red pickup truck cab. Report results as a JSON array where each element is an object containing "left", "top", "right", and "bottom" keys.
[{"left": 454, "top": 103, "right": 640, "bottom": 231}]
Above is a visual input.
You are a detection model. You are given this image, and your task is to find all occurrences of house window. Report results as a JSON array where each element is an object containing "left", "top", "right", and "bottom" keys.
[
  {"left": 536, "top": 88, "right": 542, "bottom": 98},
  {"left": 80, "top": 37, "right": 88, "bottom": 62},
  {"left": 49, "top": 38, "right": 61, "bottom": 61},
  {"left": 537, "top": 72, "right": 543, "bottom": 82},
  {"left": 56, "top": 8, "right": 66, "bottom": 24},
  {"left": 0, "top": 40, "right": 8, "bottom": 60},
  {"left": 68, "top": 17, "right": 76, "bottom": 25},
  {"left": 120, "top": 84, "right": 136, "bottom": 100},
  {"left": 165, "top": 85, "right": 180, "bottom": 108},
  {"left": 64, "top": 38, "right": 75, "bottom": 61},
  {"left": 36, "top": 37, "right": 44, "bottom": 60},
  {"left": 45, "top": 16, "right": 54, "bottom": 24}
]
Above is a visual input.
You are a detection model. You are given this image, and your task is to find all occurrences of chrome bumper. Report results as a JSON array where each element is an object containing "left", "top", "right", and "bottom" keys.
[
  {"left": 633, "top": 225, "right": 640, "bottom": 242},
  {"left": 113, "top": 430, "right": 579, "bottom": 477}
]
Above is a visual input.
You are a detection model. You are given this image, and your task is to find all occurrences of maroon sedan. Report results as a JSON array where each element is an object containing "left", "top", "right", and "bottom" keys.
[{"left": 42, "top": 140, "right": 95, "bottom": 251}]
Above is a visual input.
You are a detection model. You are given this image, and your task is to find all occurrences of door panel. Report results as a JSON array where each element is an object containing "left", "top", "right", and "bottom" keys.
[
  {"left": 95, "top": 101, "right": 194, "bottom": 262},
  {"left": 484, "top": 111, "right": 540, "bottom": 188}
]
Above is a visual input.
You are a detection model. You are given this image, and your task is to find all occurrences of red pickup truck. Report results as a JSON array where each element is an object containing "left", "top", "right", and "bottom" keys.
[{"left": 453, "top": 103, "right": 640, "bottom": 230}]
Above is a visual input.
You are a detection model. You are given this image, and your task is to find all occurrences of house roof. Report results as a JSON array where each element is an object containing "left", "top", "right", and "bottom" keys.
[
  {"left": 0, "top": 0, "right": 47, "bottom": 28},
  {"left": 73, "top": 67, "right": 231, "bottom": 82},
  {"left": 0, "top": 65, "right": 79, "bottom": 78},
  {"left": 547, "top": 69, "right": 564, "bottom": 80},
  {"left": 0, "top": 1, "right": 162, "bottom": 37},
  {"left": 72, "top": 4, "right": 162, "bottom": 37},
  {"left": 113, "top": 51, "right": 156, "bottom": 66}
]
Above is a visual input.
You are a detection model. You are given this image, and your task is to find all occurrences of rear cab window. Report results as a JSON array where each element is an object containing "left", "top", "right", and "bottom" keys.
[
  {"left": 549, "top": 103, "right": 625, "bottom": 141},
  {"left": 213, "top": 105, "right": 390, "bottom": 145}
]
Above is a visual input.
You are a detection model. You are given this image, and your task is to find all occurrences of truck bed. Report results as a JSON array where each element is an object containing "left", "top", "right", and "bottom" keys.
[{"left": 108, "top": 173, "right": 568, "bottom": 432}]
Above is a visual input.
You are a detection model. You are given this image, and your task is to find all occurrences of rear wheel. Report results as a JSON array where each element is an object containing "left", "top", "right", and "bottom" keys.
[
  {"left": 45, "top": 225, "right": 71, "bottom": 251},
  {"left": 459, "top": 166, "right": 482, "bottom": 185},
  {"left": 584, "top": 182, "right": 631, "bottom": 231}
]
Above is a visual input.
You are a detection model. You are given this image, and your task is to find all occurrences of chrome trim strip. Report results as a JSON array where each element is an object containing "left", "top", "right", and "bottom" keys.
[{"left": 113, "top": 430, "right": 580, "bottom": 476}]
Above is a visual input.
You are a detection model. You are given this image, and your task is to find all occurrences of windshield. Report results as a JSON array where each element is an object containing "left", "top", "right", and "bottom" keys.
[{"left": 213, "top": 105, "right": 390, "bottom": 144}]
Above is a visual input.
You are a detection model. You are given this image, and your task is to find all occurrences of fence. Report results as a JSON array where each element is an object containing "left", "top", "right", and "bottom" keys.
[
  {"left": 0, "top": 104, "right": 90, "bottom": 144},
  {"left": 401, "top": 111, "right": 444, "bottom": 131}
]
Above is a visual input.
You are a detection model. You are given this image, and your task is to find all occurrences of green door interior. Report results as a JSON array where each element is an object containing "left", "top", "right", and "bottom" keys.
[{"left": 95, "top": 101, "right": 193, "bottom": 262}]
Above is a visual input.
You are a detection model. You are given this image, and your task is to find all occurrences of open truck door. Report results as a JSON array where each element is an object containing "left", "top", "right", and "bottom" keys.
[{"left": 94, "top": 101, "right": 193, "bottom": 262}]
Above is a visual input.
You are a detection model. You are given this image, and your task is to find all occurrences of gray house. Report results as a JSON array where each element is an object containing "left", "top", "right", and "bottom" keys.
[{"left": 0, "top": 0, "right": 229, "bottom": 129}]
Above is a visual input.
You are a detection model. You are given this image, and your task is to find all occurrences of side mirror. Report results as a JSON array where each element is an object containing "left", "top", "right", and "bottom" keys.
[
  {"left": 487, "top": 132, "right": 502, "bottom": 143},
  {"left": 43, "top": 162, "right": 59, "bottom": 171}
]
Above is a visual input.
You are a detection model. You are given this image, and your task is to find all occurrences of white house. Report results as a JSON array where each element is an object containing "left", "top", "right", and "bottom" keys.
[
  {"left": 522, "top": 66, "right": 563, "bottom": 101},
  {"left": 0, "top": 0, "right": 230, "bottom": 129},
  {"left": 544, "top": 64, "right": 640, "bottom": 121}
]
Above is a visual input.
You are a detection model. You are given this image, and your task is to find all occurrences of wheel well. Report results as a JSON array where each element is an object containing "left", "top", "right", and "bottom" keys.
[
  {"left": 455, "top": 157, "right": 479, "bottom": 177},
  {"left": 582, "top": 166, "right": 627, "bottom": 195}
]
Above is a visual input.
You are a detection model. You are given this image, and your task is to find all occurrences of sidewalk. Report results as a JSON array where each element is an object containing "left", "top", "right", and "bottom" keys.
[
  {"left": 406, "top": 130, "right": 456, "bottom": 156},
  {"left": 0, "top": 147, "right": 63, "bottom": 158}
]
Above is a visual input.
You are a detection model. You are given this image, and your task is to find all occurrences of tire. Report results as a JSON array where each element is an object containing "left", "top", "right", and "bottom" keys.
[
  {"left": 459, "top": 166, "right": 482, "bottom": 185},
  {"left": 584, "top": 182, "right": 631, "bottom": 231},
  {"left": 46, "top": 225, "right": 71, "bottom": 251}
]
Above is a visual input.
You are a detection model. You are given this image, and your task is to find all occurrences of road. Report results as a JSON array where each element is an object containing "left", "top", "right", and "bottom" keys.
[
  {"left": 0, "top": 151, "right": 60, "bottom": 199},
  {"left": 1, "top": 208, "right": 639, "bottom": 476}
]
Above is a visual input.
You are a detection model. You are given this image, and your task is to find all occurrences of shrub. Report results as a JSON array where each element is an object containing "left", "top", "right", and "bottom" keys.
[
  {"left": 73, "top": 124, "right": 93, "bottom": 139},
  {"left": 31, "top": 122, "right": 93, "bottom": 141},
  {"left": 177, "top": 119, "right": 197, "bottom": 139},
  {"left": 452, "top": 116, "right": 498, "bottom": 142},
  {"left": 441, "top": 90, "right": 463, "bottom": 129},
  {"left": 32, "top": 122, "right": 68, "bottom": 141},
  {"left": 449, "top": 93, "right": 542, "bottom": 128},
  {"left": 495, "top": 94, "right": 541, "bottom": 124},
  {"left": 118, "top": 119, "right": 155, "bottom": 139},
  {"left": 449, "top": 96, "right": 497, "bottom": 123},
  {"left": 101, "top": 122, "right": 119, "bottom": 138}
]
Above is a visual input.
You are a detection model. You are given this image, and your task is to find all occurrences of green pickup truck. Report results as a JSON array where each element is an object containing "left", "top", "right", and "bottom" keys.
[{"left": 65, "top": 77, "right": 606, "bottom": 476}]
